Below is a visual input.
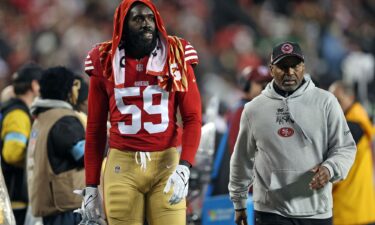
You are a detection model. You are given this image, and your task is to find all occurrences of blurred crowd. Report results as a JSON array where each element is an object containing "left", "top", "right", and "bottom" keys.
[
  {"left": 0, "top": 0, "right": 374, "bottom": 119},
  {"left": 0, "top": 0, "right": 375, "bottom": 224}
]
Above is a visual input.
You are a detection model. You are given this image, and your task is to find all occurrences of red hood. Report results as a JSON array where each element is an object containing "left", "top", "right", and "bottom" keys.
[
  {"left": 112, "top": 0, "right": 168, "bottom": 54},
  {"left": 95, "top": 0, "right": 193, "bottom": 92}
]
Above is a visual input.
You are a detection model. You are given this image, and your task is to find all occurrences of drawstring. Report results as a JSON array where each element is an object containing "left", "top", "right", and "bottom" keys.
[
  {"left": 135, "top": 152, "right": 151, "bottom": 171},
  {"left": 284, "top": 98, "right": 312, "bottom": 146}
]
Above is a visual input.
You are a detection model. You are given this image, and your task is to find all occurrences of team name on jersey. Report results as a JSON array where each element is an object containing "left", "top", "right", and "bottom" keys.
[{"left": 134, "top": 81, "right": 149, "bottom": 87}]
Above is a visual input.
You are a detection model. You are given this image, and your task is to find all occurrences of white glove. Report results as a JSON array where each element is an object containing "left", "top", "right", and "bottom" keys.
[
  {"left": 163, "top": 165, "right": 190, "bottom": 205},
  {"left": 73, "top": 187, "right": 106, "bottom": 225}
]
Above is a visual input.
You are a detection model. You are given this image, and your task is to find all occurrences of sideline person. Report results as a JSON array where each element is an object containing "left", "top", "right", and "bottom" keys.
[{"left": 229, "top": 41, "right": 356, "bottom": 225}]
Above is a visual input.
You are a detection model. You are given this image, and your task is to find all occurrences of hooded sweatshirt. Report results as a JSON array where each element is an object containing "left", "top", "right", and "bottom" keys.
[
  {"left": 84, "top": 0, "right": 202, "bottom": 185},
  {"left": 229, "top": 77, "right": 356, "bottom": 218}
]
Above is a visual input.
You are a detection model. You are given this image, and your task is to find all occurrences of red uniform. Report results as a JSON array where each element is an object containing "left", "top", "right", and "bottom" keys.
[
  {"left": 81, "top": 1, "right": 202, "bottom": 224},
  {"left": 84, "top": 39, "right": 201, "bottom": 185}
]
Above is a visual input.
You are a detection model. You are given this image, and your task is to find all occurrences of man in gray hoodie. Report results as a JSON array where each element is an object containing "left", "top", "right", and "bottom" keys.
[{"left": 228, "top": 41, "right": 356, "bottom": 225}]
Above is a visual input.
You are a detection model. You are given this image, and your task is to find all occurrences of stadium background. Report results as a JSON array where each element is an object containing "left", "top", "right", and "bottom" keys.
[
  {"left": 0, "top": 0, "right": 375, "bottom": 224},
  {"left": 0, "top": 0, "right": 374, "bottom": 118}
]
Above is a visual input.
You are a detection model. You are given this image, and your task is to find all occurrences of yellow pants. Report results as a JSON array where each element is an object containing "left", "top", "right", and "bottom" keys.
[{"left": 103, "top": 148, "right": 186, "bottom": 225}]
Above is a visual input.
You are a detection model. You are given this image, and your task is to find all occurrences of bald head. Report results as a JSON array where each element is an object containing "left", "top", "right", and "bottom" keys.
[
  {"left": 329, "top": 81, "right": 355, "bottom": 112},
  {"left": 1, "top": 85, "right": 15, "bottom": 102}
]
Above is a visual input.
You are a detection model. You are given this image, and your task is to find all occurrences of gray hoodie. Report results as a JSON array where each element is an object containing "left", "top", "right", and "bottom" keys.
[{"left": 229, "top": 77, "right": 356, "bottom": 218}]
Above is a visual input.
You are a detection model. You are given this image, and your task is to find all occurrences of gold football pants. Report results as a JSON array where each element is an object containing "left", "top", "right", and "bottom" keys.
[{"left": 103, "top": 148, "right": 186, "bottom": 225}]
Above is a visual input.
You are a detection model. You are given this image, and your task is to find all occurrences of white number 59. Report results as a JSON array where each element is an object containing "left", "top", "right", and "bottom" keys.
[{"left": 114, "top": 85, "right": 169, "bottom": 134}]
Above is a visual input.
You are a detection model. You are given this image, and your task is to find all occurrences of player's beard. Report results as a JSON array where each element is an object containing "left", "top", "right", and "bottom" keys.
[{"left": 124, "top": 28, "right": 158, "bottom": 57}]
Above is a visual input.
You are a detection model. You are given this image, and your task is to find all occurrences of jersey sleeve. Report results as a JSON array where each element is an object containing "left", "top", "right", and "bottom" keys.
[
  {"left": 84, "top": 75, "right": 110, "bottom": 185},
  {"left": 49, "top": 116, "right": 85, "bottom": 162},
  {"left": 84, "top": 45, "right": 102, "bottom": 77},
  {"left": 322, "top": 97, "right": 356, "bottom": 183},
  {"left": 1, "top": 110, "right": 31, "bottom": 167},
  {"left": 181, "top": 39, "right": 199, "bottom": 66},
  {"left": 176, "top": 64, "right": 202, "bottom": 165}
]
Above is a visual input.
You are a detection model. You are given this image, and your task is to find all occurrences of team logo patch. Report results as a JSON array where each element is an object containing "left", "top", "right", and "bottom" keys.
[
  {"left": 114, "top": 165, "right": 121, "bottom": 173},
  {"left": 31, "top": 130, "right": 38, "bottom": 138},
  {"left": 281, "top": 43, "right": 293, "bottom": 53},
  {"left": 277, "top": 127, "right": 294, "bottom": 137},
  {"left": 136, "top": 64, "right": 144, "bottom": 72}
]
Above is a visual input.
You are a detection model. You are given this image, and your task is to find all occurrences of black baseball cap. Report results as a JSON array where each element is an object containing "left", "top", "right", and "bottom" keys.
[
  {"left": 270, "top": 41, "right": 304, "bottom": 65},
  {"left": 12, "top": 63, "right": 43, "bottom": 84}
]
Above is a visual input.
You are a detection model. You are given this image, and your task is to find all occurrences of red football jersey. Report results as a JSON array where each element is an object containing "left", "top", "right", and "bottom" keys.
[{"left": 84, "top": 40, "right": 202, "bottom": 185}]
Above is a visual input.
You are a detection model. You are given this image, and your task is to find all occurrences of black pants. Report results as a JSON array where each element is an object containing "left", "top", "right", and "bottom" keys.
[
  {"left": 43, "top": 210, "right": 82, "bottom": 225},
  {"left": 14, "top": 208, "right": 26, "bottom": 225},
  {"left": 255, "top": 211, "right": 332, "bottom": 225}
]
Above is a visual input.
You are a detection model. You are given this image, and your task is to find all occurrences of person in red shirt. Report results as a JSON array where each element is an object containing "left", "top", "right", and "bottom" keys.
[{"left": 78, "top": 0, "right": 202, "bottom": 225}]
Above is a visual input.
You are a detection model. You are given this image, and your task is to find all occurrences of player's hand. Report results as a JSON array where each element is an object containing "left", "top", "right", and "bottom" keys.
[
  {"left": 309, "top": 165, "right": 331, "bottom": 190},
  {"left": 73, "top": 187, "right": 107, "bottom": 225},
  {"left": 163, "top": 165, "right": 190, "bottom": 205},
  {"left": 235, "top": 209, "right": 248, "bottom": 225}
]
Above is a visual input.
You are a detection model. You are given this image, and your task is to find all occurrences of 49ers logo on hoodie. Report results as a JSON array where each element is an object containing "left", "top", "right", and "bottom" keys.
[{"left": 278, "top": 127, "right": 294, "bottom": 137}]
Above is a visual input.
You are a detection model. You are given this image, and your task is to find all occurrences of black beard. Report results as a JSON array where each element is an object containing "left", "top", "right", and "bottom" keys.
[{"left": 124, "top": 30, "right": 158, "bottom": 58}]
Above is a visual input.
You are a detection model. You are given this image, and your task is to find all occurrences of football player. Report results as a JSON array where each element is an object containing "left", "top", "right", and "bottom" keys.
[{"left": 80, "top": 0, "right": 202, "bottom": 224}]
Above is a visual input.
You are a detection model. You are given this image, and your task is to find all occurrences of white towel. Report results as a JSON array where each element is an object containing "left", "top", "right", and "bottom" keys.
[{"left": 112, "top": 37, "right": 167, "bottom": 86}]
